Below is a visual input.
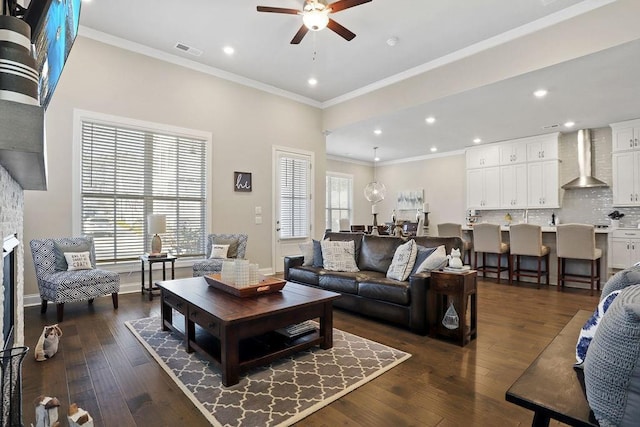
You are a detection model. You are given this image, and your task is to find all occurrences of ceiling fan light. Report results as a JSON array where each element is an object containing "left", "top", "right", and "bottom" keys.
[{"left": 303, "top": 9, "right": 329, "bottom": 31}]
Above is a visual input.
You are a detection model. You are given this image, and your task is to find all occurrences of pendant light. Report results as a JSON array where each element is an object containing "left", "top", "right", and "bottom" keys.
[{"left": 364, "top": 147, "right": 386, "bottom": 203}]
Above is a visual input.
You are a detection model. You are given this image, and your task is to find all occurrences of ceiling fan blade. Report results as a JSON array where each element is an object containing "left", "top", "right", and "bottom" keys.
[
  {"left": 327, "top": 19, "right": 356, "bottom": 41},
  {"left": 256, "top": 6, "right": 301, "bottom": 14},
  {"left": 328, "top": 0, "right": 372, "bottom": 13},
  {"left": 290, "top": 25, "right": 309, "bottom": 44}
]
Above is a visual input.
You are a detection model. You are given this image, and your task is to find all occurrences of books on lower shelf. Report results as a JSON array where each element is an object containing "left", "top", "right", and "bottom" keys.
[
  {"left": 275, "top": 321, "right": 317, "bottom": 339},
  {"left": 443, "top": 265, "right": 471, "bottom": 273}
]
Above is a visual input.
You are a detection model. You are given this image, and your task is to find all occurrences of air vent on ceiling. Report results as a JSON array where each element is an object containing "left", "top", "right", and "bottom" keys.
[
  {"left": 542, "top": 123, "right": 560, "bottom": 129},
  {"left": 174, "top": 42, "right": 203, "bottom": 57}
]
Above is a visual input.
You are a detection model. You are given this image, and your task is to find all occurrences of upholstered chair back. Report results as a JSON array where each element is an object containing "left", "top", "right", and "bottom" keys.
[
  {"left": 510, "top": 224, "right": 545, "bottom": 257},
  {"left": 438, "top": 223, "right": 463, "bottom": 238},
  {"left": 205, "top": 233, "right": 248, "bottom": 260},
  {"left": 473, "top": 223, "right": 507, "bottom": 254},
  {"left": 30, "top": 237, "right": 97, "bottom": 280},
  {"left": 556, "top": 224, "right": 600, "bottom": 260}
]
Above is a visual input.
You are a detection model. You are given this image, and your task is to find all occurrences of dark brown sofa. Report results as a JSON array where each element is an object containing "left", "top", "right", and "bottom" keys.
[{"left": 283, "top": 232, "right": 464, "bottom": 335}]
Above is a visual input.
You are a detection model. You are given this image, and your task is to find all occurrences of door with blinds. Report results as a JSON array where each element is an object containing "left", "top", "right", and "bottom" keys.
[{"left": 273, "top": 148, "right": 313, "bottom": 272}]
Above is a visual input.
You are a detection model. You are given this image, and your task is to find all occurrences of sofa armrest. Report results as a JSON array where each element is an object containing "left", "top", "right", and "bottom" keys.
[
  {"left": 408, "top": 272, "right": 430, "bottom": 334},
  {"left": 284, "top": 255, "right": 304, "bottom": 281}
]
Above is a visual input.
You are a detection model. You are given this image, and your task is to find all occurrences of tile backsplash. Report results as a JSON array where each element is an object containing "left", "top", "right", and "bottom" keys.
[{"left": 477, "top": 127, "right": 640, "bottom": 228}]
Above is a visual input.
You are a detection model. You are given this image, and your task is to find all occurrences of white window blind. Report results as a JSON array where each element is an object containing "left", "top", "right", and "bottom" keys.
[
  {"left": 80, "top": 121, "right": 206, "bottom": 262},
  {"left": 279, "top": 155, "right": 310, "bottom": 239},
  {"left": 326, "top": 174, "right": 352, "bottom": 231}
]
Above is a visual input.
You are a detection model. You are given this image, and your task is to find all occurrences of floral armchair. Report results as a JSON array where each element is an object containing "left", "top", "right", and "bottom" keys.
[
  {"left": 192, "top": 233, "right": 248, "bottom": 277},
  {"left": 30, "top": 237, "right": 120, "bottom": 322}
]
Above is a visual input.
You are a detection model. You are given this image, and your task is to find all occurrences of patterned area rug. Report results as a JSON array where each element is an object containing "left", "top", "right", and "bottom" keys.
[{"left": 125, "top": 317, "right": 410, "bottom": 427}]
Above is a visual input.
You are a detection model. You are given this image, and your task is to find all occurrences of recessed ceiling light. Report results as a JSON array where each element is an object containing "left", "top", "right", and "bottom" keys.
[
  {"left": 223, "top": 46, "right": 234, "bottom": 55},
  {"left": 374, "top": 129, "right": 382, "bottom": 135},
  {"left": 564, "top": 121, "right": 575, "bottom": 128},
  {"left": 473, "top": 138, "right": 482, "bottom": 144},
  {"left": 533, "top": 89, "right": 548, "bottom": 98},
  {"left": 386, "top": 37, "right": 398, "bottom": 46},
  {"left": 430, "top": 147, "right": 437, "bottom": 152},
  {"left": 425, "top": 116, "right": 436, "bottom": 124},
  {"left": 374, "top": 155, "right": 380, "bottom": 162},
  {"left": 308, "top": 77, "right": 318, "bottom": 86}
]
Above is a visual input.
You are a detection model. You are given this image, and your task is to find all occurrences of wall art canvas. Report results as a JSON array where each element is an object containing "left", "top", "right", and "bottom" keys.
[
  {"left": 397, "top": 189, "right": 424, "bottom": 210},
  {"left": 234, "top": 171, "right": 252, "bottom": 192}
]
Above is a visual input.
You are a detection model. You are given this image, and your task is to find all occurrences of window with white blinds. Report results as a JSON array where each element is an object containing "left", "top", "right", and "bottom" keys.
[
  {"left": 278, "top": 155, "right": 310, "bottom": 239},
  {"left": 80, "top": 120, "right": 207, "bottom": 263},
  {"left": 326, "top": 173, "right": 352, "bottom": 231}
]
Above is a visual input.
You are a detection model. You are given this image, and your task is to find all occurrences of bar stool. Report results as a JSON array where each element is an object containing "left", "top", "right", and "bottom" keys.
[
  {"left": 438, "top": 223, "right": 473, "bottom": 265},
  {"left": 473, "top": 223, "right": 511, "bottom": 283},
  {"left": 508, "top": 224, "right": 550, "bottom": 288},
  {"left": 556, "top": 224, "right": 602, "bottom": 296}
]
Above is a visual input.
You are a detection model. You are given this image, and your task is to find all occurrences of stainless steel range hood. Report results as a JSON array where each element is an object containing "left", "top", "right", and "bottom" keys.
[{"left": 561, "top": 129, "right": 608, "bottom": 189}]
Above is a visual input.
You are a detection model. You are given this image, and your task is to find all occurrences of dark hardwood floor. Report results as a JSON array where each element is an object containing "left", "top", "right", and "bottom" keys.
[{"left": 21, "top": 278, "right": 599, "bottom": 426}]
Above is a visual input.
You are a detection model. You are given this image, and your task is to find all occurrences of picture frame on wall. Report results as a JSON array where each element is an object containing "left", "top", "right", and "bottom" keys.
[{"left": 234, "top": 171, "right": 252, "bottom": 192}]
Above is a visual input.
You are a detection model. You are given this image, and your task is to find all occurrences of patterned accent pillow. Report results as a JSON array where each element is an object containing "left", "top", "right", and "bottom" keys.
[
  {"left": 213, "top": 237, "right": 239, "bottom": 258},
  {"left": 312, "top": 239, "right": 324, "bottom": 268},
  {"left": 410, "top": 245, "right": 438, "bottom": 275},
  {"left": 63, "top": 251, "right": 93, "bottom": 271},
  {"left": 320, "top": 240, "right": 359, "bottom": 272},
  {"left": 414, "top": 245, "right": 447, "bottom": 273},
  {"left": 299, "top": 241, "right": 314, "bottom": 266},
  {"left": 210, "top": 244, "right": 230, "bottom": 259},
  {"left": 54, "top": 241, "right": 92, "bottom": 271},
  {"left": 575, "top": 289, "right": 621, "bottom": 368},
  {"left": 387, "top": 240, "right": 418, "bottom": 281}
]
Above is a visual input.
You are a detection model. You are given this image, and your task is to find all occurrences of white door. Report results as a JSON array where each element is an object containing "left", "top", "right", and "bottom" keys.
[{"left": 273, "top": 147, "right": 314, "bottom": 273}]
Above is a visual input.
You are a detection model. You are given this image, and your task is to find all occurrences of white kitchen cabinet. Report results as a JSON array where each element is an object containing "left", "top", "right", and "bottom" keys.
[
  {"left": 466, "top": 145, "right": 500, "bottom": 169},
  {"left": 610, "top": 229, "right": 640, "bottom": 269},
  {"left": 499, "top": 142, "right": 527, "bottom": 165},
  {"left": 527, "top": 160, "right": 559, "bottom": 208},
  {"left": 612, "top": 151, "right": 640, "bottom": 206},
  {"left": 500, "top": 164, "right": 527, "bottom": 208},
  {"left": 526, "top": 135, "right": 558, "bottom": 162},
  {"left": 467, "top": 167, "right": 500, "bottom": 209},
  {"left": 611, "top": 119, "right": 640, "bottom": 152}
]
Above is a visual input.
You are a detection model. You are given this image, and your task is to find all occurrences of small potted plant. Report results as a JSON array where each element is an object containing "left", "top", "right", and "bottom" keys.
[{"left": 608, "top": 210, "right": 625, "bottom": 228}]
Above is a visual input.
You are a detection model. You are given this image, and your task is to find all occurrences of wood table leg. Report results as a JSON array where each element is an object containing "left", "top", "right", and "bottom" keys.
[
  {"left": 148, "top": 265, "right": 154, "bottom": 301},
  {"left": 160, "top": 291, "right": 172, "bottom": 331},
  {"left": 532, "top": 410, "right": 551, "bottom": 427},
  {"left": 186, "top": 313, "right": 194, "bottom": 353},
  {"left": 319, "top": 302, "right": 333, "bottom": 349},
  {"left": 221, "top": 326, "right": 240, "bottom": 387}
]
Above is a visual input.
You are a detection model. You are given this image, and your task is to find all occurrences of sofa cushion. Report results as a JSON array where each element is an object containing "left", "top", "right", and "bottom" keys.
[
  {"left": 54, "top": 240, "right": 93, "bottom": 272},
  {"left": 584, "top": 284, "right": 640, "bottom": 426},
  {"left": 288, "top": 266, "right": 321, "bottom": 286},
  {"left": 600, "top": 265, "right": 640, "bottom": 301},
  {"left": 321, "top": 240, "right": 359, "bottom": 272},
  {"left": 63, "top": 252, "right": 93, "bottom": 271},
  {"left": 575, "top": 289, "right": 621, "bottom": 368},
  {"left": 359, "top": 235, "right": 403, "bottom": 274},
  {"left": 210, "top": 244, "right": 229, "bottom": 259},
  {"left": 319, "top": 272, "right": 359, "bottom": 294},
  {"left": 312, "top": 239, "right": 324, "bottom": 268},
  {"left": 410, "top": 245, "right": 438, "bottom": 276},
  {"left": 358, "top": 278, "right": 410, "bottom": 305},
  {"left": 323, "top": 232, "right": 364, "bottom": 261},
  {"left": 414, "top": 245, "right": 447, "bottom": 273},
  {"left": 387, "top": 240, "right": 417, "bottom": 281},
  {"left": 299, "top": 241, "right": 314, "bottom": 266}
]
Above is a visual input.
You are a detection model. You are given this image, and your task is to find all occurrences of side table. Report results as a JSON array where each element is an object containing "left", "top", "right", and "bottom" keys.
[
  {"left": 429, "top": 269, "right": 477, "bottom": 346},
  {"left": 140, "top": 254, "right": 176, "bottom": 301}
]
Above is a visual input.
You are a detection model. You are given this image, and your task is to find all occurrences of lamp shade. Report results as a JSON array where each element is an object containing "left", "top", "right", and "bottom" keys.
[{"left": 147, "top": 214, "right": 166, "bottom": 235}]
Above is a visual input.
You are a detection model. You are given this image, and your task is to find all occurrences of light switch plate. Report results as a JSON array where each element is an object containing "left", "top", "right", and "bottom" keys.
[
  {"left": 255, "top": 206, "right": 262, "bottom": 215},
  {"left": 255, "top": 216, "right": 262, "bottom": 224}
]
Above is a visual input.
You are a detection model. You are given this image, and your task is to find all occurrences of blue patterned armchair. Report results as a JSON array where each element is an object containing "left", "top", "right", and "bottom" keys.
[
  {"left": 30, "top": 237, "right": 120, "bottom": 322},
  {"left": 192, "top": 233, "right": 248, "bottom": 277}
]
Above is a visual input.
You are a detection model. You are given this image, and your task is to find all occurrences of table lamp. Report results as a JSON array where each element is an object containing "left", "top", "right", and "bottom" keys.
[{"left": 148, "top": 214, "right": 166, "bottom": 255}]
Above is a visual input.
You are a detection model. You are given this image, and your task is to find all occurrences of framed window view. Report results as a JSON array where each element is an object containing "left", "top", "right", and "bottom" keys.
[{"left": 234, "top": 171, "right": 252, "bottom": 192}]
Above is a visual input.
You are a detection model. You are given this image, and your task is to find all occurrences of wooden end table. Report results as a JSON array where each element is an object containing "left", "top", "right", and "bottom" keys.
[
  {"left": 140, "top": 254, "right": 176, "bottom": 301},
  {"left": 429, "top": 269, "right": 478, "bottom": 346}
]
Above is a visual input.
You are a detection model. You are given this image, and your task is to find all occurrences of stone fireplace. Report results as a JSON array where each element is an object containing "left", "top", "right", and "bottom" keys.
[{"left": 0, "top": 165, "right": 24, "bottom": 350}]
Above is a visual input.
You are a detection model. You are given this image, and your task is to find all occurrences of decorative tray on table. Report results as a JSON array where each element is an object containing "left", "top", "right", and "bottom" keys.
[{"left": 204, "top": 273, "right": 286, "bottom": 298}]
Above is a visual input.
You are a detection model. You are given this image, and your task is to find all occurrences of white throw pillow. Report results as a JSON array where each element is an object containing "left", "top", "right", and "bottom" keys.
[
  {"left": 320, "top": 240, "right": 359, "bottom": 272},
  {"left": 64, "top": 251, "right": 93, "bottom": 271},
  {"left": 210, "top": 244, "right": 230, "bottom": 259},
  {"left": 387, "top": 240, "right": 418, "bottom": 281},
  {"left": 414, "top": 245, "right": 447, "bottom": 273},
  {"left": 299, "top": 241, "right": 314, "bottom": 266}
]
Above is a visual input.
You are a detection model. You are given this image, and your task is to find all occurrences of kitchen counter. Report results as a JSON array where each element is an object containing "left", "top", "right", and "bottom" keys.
[
  {"left": 460, "top": 224, "right": 612, "bottom": 289},
  {"left": 462, "top": 224, "right": 611, "bottom": 233}
]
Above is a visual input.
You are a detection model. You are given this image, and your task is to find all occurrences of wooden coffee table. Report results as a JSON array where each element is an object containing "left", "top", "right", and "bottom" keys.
[{"left": 156, "top": 277, "right": 340, "bottom": 386}]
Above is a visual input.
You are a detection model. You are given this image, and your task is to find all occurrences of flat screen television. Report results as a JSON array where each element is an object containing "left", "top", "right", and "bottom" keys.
[{"left": 23, "top": 0, "right": 81, "bottom": 109}]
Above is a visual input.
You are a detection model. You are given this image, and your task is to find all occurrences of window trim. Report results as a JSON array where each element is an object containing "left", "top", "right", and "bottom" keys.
[
  {"left": 72, "top": 109, "right": 213, "bottom": 267},
  {"left": 326, "top": 171, "right": 353, "bottom": 231}
]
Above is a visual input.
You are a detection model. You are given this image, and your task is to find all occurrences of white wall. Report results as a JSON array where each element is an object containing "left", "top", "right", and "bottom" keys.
[{"left": 23, "top": 36, "right": 326, "bottom": 297}]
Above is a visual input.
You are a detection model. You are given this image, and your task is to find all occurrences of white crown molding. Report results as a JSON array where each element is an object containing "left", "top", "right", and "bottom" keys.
[
  {"left": 326, "top": 154, "right": 372, "bottom": 166},
  {"left": 378, "top": 149, "right": 466, "bottom": 166},
  {"left": 321, "top": 0, "right": 616, "bottom": 108},
  {"left": 78, "top": 26, "right": 323, "bottom": 109}
]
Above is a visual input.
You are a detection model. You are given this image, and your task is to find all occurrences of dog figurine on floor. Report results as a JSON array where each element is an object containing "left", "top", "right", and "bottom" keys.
[{"left": 34, "top": 324, "right": 63, "bottom": 361}]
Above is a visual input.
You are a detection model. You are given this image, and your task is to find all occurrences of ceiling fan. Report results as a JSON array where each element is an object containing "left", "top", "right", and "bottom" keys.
[{"left": 257, "top": 0, "right": 372, "bottom": 44}]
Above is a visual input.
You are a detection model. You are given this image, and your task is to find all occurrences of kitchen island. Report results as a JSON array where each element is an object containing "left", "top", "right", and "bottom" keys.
[{"left": 462, "top": 224, "right": 611, "bottom": 289}]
